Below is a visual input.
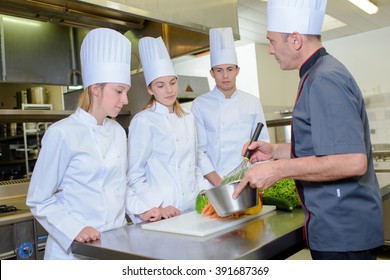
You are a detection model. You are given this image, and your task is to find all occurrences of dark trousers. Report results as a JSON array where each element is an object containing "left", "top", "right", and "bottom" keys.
[{"left": 310, "top": 248, "right": 378, "bottom": 260}]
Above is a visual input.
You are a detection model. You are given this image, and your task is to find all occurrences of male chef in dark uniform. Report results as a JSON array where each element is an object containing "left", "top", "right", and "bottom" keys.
[{"left": 233, "top": 0, "right": 384, "bottom": 260}]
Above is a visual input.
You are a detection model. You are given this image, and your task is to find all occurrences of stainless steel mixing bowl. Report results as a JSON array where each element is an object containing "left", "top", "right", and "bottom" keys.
[{"left": 205, "top": 180, "right": 258, "bottom": 217}]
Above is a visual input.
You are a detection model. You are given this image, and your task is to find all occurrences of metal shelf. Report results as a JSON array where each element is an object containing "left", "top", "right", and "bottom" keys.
[
  {"left": 266, "top": 116, "right": 292, "bottom": 128},
  {"left": 0, "top": 109, "right": 74, "bottom": 123},
  {"left": 0, "top": 109, "right": 131, "bottom": 181},
  {"left": 0, "top": 109, "right": 131, "bottom": 123},
  {"left": 0, "top": 134, "right": 24, "bottom": 142},
  {"left": 0, "top": 158, "right": 36, "bottom": 165}
]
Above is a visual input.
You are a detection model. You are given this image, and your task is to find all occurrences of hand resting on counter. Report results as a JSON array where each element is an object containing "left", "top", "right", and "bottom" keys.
[
  {"left": 75, "top": 226, "right": 101, "bottom": 243},
  {"left": 139, "top": 206, "right": 181, "bottom": 222}
]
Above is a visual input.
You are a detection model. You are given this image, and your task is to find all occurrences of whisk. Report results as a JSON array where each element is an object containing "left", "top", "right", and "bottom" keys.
[{"left": 219, "top": 122, "right": 264, "bottom": 185}]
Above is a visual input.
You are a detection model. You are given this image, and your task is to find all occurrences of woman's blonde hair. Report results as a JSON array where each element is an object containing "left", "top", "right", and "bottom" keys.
[
  {"left": 78, "top": 83, "right": 106, "bottom": 111},
  {"left": 143, "top": 96, "right": 187, "bottom": 118}
]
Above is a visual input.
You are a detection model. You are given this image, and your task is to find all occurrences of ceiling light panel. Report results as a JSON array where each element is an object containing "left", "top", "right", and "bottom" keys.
[{"left": 348, "top": 0, "right": 379, "bottom": 15}]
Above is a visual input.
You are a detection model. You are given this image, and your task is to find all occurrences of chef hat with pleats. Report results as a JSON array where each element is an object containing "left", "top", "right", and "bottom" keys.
[
  {"left": 209, "top": 27, "right": 238, "bottom": 68},
  {"left": 267, "top": 0, "right": 327, "bottom": 35},
  {"left": 80, "top": 28, "right": 131, "bottom": 88},
  {"left": 138, "top": 36, "right": 176, "bottom": 86}
]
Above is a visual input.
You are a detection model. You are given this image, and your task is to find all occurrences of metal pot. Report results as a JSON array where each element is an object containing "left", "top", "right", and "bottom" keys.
[
  {"left": 16, "top": 90, "right": 28, "bottom": 108},
  {"left": 25, "top": 123, "right": 37, "bottom": 132},
  {"left": 27, "top": 87, "right": 48, "bottom": 104},
  {"left": 9, "top": 123, "right": 17, "bottom": 136}
]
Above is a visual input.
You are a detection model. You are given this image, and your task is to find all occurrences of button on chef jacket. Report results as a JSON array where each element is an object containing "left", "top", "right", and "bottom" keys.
[
  {"left": 126, "top": 102, "right": 205, "bottom": 222},
  {"left": 191, "top": 86, "right": 270, "bottom": 178},
  {"left": 26, "top": 108, "right": 128, "bottom": 259}
]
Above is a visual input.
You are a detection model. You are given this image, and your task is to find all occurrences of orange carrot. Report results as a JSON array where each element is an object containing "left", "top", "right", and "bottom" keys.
[
  {"left": 204, "top": 206, "right": 215, "bottom": 216},
  {"left": 202, "top": 206, "right": 211, "bottom": 216},
  {"left": 201, "top": 203, "right": 211, "bottom": 215},
  {"left": 210, "top": 213, "right": 220, "bottom": 219}
]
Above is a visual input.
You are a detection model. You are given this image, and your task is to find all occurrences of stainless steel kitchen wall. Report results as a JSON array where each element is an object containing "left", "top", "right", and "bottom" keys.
[
  {"left": 0, "top": 0, "right": 240, "bottom": 73},
  {"left": 0, "top": 15, "right": 72, "bottom": 84}
]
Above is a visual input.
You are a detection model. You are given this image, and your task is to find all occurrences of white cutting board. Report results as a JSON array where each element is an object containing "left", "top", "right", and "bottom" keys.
[{"left": 141, "top": 205, "right": 276, "bottom": 237}]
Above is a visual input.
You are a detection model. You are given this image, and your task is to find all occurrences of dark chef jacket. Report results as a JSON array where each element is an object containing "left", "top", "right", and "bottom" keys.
[{"left": 292, "top": 48, "right": 384, "bottom": 252}]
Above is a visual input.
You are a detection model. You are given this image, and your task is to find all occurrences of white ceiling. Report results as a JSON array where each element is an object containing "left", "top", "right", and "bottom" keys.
[{"left": 237, "top": 0, "right": 390, "bottom": 45}]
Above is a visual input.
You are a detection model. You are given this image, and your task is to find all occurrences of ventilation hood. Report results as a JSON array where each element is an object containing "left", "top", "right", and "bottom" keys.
[
  {"left": 0, "top": 0, "right": 239, "bottom": 71},
  {"left": 0, "top": 0, "right": 146, "bottom": 32}
]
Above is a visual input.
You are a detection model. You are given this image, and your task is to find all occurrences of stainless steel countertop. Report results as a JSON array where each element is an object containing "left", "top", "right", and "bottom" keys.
[
  {"left": 71, "top": 209, "right": 306, "bottom": 260},
  {"left": 2, "top": 173, "right": 390, "bottom": 259},
  {"left": 0, "top": 183, "right": 31, "bottom": 226},
  {"left": 71, "top": 173, "right": 390, "bottom": 260}
]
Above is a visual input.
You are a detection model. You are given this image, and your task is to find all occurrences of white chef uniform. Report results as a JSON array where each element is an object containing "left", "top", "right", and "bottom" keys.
[
  {"left": 127, "top": 102, "right": 203, "bottom": 217},
  {"left": 27, "top": 109, "right": 128, "bottom": 259},
  {"left": 191, "top": 27, "right": 269, "bottom": 179},
  {"left": 126, "top": 37, "right": 206, "bottom": 223},
  {"left": 26, "top": 28, "right": 131, "bottom": 259},
  {"left": 192, "top": 87, "right": 269, "bottom": 178}
]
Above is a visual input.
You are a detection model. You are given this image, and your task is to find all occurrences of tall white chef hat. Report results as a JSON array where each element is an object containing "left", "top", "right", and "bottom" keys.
[
  {"left": 267, "top": 0, "right": 327, "bottom": 35},
  {"left": 80, "top": 28, "right": 131, "bottom": 88},
  {"left": 138, "top": 36, "right": 176, "bottom": 86},
  {"left": 209, "top": 27, "right": 238, "bottom": 68}
]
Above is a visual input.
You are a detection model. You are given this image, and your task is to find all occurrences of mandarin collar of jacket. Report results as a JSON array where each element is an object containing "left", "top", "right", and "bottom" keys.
[
  {"left": 299, "top": 47, "right": 328, "bottom": 78},
  {"left": 76, "top": 107, "right": 108, "bottom": 127},
  {"left": 148, "top": 101, "right": 173, "bottom": 115},
  {"left": 212, "top": 86, "right": 239, "bottom": 100}
]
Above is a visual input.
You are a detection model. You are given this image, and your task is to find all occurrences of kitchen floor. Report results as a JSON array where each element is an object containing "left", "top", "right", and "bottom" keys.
[{"left": 287, "top": 246, "right": 390, "bottom": 260}]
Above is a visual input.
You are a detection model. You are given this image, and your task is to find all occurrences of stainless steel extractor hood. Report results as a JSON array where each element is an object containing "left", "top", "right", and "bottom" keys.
[
  {"left": 0, "top": 0, "right": 146, "bottom": 32},
  {"left": 0, "top": 0, "right": 239, "bottom": 71}
]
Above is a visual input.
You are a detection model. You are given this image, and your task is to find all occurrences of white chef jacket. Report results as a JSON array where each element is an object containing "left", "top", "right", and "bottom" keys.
[
  {"left": 26, "top": 108, "right": 128, "bottom": 259},
  {"left": 126, "top": 102, "right": 206, "bottom": 223},
  {"left": 191, "top": 86, "right": 270, "bottom": 178}
]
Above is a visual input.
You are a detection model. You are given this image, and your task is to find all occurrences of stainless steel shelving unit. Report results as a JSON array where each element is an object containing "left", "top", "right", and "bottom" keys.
[
  {"left": 0, "top": 109, "right": 74, "bottom": 123},
  {"left": 0, "top": 106, "right": 72, "bottom": 181}
]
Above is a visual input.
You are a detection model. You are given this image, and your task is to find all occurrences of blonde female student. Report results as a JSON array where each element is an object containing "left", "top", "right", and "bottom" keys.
[
  {"left": 126, "top": 37, "right": 206, "bottom": 223},
  {"left": 26, "top": 28, "right": 131, "bottom": 259}
]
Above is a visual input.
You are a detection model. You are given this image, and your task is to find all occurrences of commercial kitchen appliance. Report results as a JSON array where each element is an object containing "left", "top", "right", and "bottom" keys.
[{"left": 0, "top": 181, "right": 47, "bottom": 260}]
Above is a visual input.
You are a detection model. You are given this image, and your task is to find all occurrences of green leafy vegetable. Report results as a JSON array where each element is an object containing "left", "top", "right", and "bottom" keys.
[{"left": 262, "top": 179, "right": 300, "bottom": 208}]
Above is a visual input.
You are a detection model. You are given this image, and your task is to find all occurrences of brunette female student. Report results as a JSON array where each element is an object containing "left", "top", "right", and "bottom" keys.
[{"left": 126, "top": 36, "right": 206, "bottom": 223}]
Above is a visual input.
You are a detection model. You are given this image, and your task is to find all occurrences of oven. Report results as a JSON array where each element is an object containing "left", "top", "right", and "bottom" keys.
[
  {"left": 0, "top": 181, "right": 47, "bottom": 260},
  {"left": 0, "top": 218, "right": 36, "bottom": 259}
]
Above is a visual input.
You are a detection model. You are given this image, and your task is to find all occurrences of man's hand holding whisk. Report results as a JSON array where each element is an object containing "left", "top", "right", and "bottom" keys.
[{"left": 232, "top": 141, "right": 290, "bottom": 199}]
